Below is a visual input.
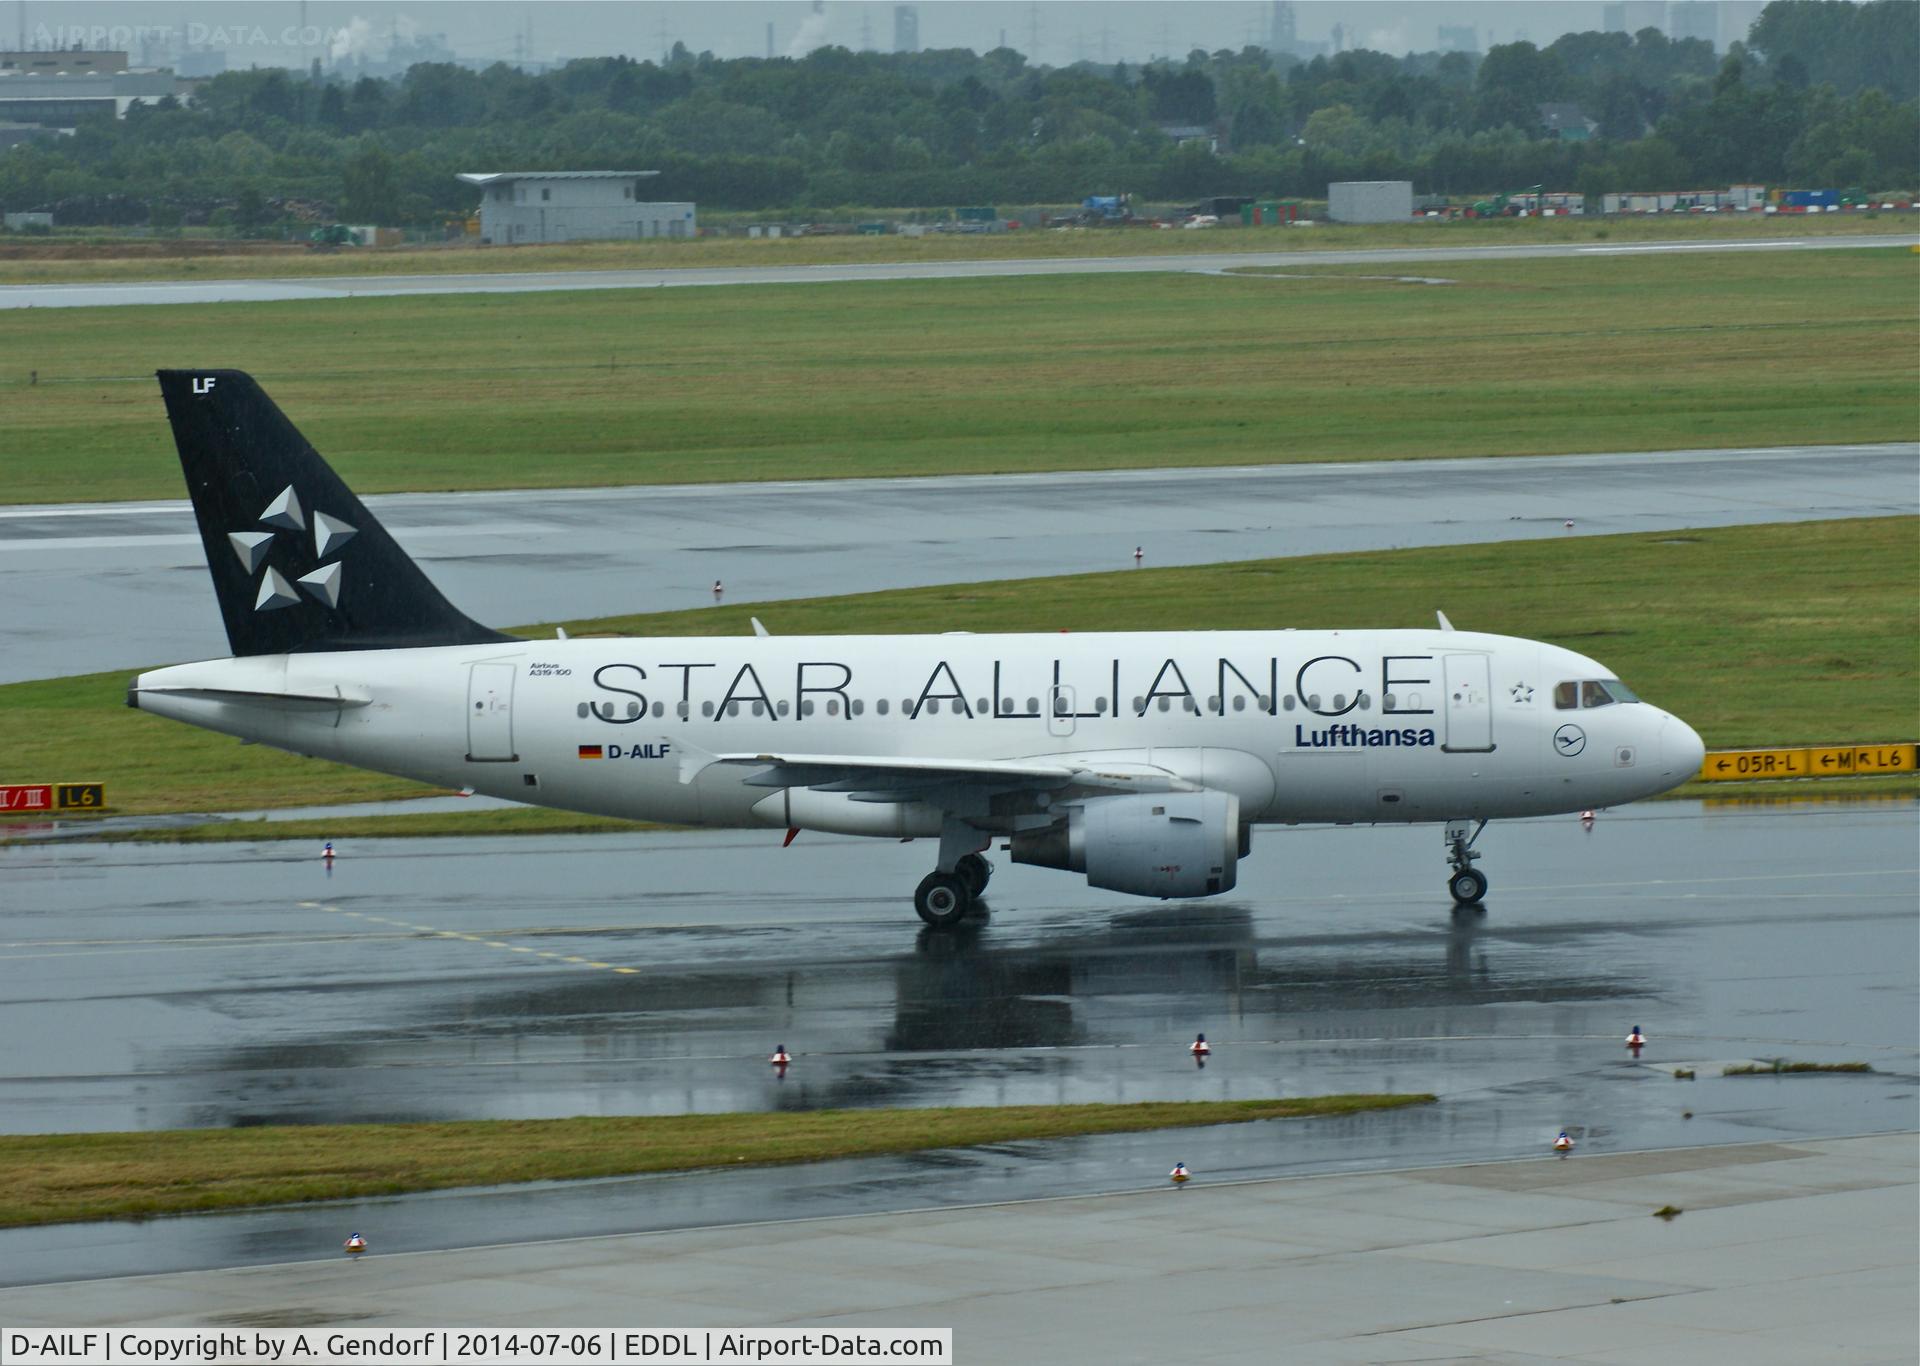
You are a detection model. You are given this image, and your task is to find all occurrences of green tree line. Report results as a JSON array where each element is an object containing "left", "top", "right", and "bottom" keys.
[{"left": 0, "top": 0, "right": 1912, "bottom": 227}]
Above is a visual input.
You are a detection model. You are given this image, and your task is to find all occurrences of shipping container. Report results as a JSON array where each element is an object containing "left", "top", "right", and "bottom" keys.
[{"left": 1327, "top": 181, "right": 1413, "bottom": 224}]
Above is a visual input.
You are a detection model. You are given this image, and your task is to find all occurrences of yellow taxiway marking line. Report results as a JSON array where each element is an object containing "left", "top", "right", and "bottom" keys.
[
  {"left": 0, "top": 909, "right": 652, "bottom": 974},
  {"left": 304, "top": 904, "right": 641, "bottom": 979}
]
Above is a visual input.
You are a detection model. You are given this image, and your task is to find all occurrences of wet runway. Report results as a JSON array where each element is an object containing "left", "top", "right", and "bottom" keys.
[
  {"left": 1, "top": 796, "right": 1913, "bottom": 1286},
  {"left": 3, "top": 442, "right": 1913, "bottom": 683},
  {"left": 2, "top": 233, "right": 1912, "bottom": 310}
]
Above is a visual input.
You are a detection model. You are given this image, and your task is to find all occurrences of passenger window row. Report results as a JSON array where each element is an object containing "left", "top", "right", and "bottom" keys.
[{"left": 575, "top": 690, "right": 1392, "bottom": 719}]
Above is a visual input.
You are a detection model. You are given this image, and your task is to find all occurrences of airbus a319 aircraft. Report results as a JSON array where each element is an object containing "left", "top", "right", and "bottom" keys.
[{"left": 132, "top": 371, "right": 1707, "bottom": 927}]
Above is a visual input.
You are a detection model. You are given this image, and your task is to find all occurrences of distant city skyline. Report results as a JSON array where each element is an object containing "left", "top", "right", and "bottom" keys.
[{"left": 9, "top": 2, "right": 1767, "bottom": 71}]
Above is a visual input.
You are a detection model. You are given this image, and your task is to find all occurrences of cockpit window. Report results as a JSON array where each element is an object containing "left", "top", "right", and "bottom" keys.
[{"left": 1558, "top": 678, "right": 1641, "bottom": 709}]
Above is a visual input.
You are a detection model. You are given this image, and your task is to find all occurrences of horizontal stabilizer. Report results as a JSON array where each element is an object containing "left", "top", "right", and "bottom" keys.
[{"left": 131, "top": 682, "right": 372, "bottom": 711}]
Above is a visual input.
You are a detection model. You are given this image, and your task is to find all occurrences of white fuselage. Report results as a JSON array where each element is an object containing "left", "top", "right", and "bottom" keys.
[{"left": 133, "top": 627, "right": 1705, "bottom": 841}]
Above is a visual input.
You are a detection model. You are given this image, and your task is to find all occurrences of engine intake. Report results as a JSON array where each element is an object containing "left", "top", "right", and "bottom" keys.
[{"left": 1011, "top": 791, "right": 1240, "bottom": 899}]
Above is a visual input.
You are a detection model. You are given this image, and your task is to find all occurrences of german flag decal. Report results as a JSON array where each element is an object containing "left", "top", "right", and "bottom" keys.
[{"left": 578, "top": 744, "right": 604, "bottom": 760}]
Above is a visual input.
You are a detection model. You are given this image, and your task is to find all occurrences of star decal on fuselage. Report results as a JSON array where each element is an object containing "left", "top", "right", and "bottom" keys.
[
  {"left": 1509, "top": 682, "right": 1535, "bottom": 703},
  {"left": 228, "top": 485, "right": 357, "bottom": 613}
]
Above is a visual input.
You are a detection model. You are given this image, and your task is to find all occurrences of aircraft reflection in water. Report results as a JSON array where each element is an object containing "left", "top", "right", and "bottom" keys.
[
  {"left": 132, "top": 371, "right": 1705, "bottom": 927},
  {"left": 160, "top": 903, "right": 1655, "bottom": 1130}
]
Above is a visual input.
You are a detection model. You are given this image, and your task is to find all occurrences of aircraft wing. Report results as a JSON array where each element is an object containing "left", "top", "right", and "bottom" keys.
[{"left": 678, "top": 747, "right": 1194, "bottom": 801}]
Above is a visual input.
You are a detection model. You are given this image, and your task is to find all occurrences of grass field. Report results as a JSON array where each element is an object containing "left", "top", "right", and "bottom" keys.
[
  {"left": 0, "top": 212, "right": 1902, "bottom": 284},
  {"left": 0, "top": 1095, "right": 1431, "bottom": 1226},
  {"left": 1, "top": 518, "right": 1911, "bottom": 825},
  {"left": 1, "top": 247, "right": 1914, "bottom": 505}
]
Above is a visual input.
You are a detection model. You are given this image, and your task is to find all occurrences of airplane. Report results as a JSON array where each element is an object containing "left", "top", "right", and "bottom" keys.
[{"left": 130, "top": 370, "right": 1707, "bottom": 928}]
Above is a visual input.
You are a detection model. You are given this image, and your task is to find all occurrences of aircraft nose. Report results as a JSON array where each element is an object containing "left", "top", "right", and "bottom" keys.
[{"left": 1661, "top": 714, "right": 1706, "bottom": 778}]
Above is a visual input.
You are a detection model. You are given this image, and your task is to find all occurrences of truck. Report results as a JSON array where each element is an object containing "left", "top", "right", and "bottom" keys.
[
  {"left": 1468, "top": 185, "right": 1544, "bottom": 218},
  {"left": 1070, "top": 194, "right": 1135, "bottom": 226},
  {"left": 306, "top": 224, "right": 357, "bottom": 251}
]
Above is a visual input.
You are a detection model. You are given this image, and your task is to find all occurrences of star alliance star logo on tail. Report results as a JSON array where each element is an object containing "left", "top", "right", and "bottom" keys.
[{"left": 227, "top": 485, "right": 357, "bottom": 613}]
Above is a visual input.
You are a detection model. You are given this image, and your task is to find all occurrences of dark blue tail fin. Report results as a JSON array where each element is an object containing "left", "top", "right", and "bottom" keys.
[{"left": 158, "top": 369, "right": 515, "bottom": 656}]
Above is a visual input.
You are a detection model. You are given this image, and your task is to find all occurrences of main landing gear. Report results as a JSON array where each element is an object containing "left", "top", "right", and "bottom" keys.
[
  {"left": 914, "top": 822, "right": 994, "bottom": 928},
  {"left": 1445, "top": 819, "right": 1489, "bottom": 907}
]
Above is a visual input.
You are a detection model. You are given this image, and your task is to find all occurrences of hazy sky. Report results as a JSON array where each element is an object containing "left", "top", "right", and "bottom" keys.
[{"left": 11, "top": 2, "right": 1753, "bottom": 69}]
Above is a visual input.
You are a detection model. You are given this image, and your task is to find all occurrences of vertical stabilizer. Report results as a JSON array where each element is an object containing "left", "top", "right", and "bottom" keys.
[{"left": 157, "top": 370, "right": 515, "bottom": 656}]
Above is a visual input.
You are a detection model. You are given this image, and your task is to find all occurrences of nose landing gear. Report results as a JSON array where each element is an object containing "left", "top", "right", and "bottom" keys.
[{"left": 1445, "top": 819, "right": 1489, "bottom": 906}]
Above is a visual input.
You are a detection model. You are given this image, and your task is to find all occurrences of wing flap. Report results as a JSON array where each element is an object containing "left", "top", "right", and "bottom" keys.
[{"left": 713, "top": 752, "right": 1078, "bottom": 790}]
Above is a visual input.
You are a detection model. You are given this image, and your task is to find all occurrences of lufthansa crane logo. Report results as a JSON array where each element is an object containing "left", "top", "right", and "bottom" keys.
[
  {"left": 227, "top": 484, "right": 357, "bottom": 613},
  {"left": 1554, "top": 723, "right": 1587, "bottom": 757}
]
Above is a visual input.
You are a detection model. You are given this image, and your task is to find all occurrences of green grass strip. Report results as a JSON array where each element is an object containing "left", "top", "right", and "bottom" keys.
[
  {"left": 2, "top": 246, "right": 1913, "bottom": 504},
  {"left": 1722, "top": 1061, "right": 1874, "bottom": 1075},
  {"left": 0, "top": 1096, "right": 1431, "bottom": 1227},
  {"left": 1, "top": 517, "right": 1913, "bottom": 823}
]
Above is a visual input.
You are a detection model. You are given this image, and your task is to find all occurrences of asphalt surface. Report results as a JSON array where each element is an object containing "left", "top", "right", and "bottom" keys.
[
  {"left": 1, "top": 795, "right": 1913, "bottom": 1286},
  {"left": 6, "top": 1134, "right": 1912, "bottom": 1363},
  {"left": 2, "top": 233, "right": 1913, "bottom": 310},
  {"left": 4, "top": 442, "right": 1913, "bottom": 683}
]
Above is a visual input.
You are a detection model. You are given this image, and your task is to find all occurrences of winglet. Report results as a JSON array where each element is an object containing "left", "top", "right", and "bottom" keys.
[
  {"left": 1435, "top": 610, "right": 1456, "bottom": 632},
  {"left": 751, "top": 617, "right": 771, "bottom": 638}
]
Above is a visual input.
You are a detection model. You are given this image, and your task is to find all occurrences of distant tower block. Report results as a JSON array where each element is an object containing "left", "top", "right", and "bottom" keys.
[
  {"left": 1269, "top": 0, "right": 1296, "bottom": 55},
  {"left": 893, "top": 4, "right": 919, "bottom": 53}
]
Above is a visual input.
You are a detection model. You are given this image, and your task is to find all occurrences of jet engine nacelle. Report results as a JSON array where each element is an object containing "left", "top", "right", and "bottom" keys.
[{"left": 1011, "top": 790, "right": 1240, "bottom": 899}]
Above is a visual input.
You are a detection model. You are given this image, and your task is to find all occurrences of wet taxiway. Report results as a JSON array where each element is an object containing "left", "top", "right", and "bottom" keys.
[
  {"left": 3, "top": 442, "right": 1913, "bottom": 683},
  {"left": 2, "top": 233, "right": 1913, "bottom": 310},
  {"left": 0, "top": 797, "right": 1912, "bottom": 1286}
]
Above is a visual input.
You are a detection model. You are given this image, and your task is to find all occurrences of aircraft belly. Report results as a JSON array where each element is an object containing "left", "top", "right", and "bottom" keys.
[{"left": 1271, "top": 750, "right": 1375, "bottom": 822}]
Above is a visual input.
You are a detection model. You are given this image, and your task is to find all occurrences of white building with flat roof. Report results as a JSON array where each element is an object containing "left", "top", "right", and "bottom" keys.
[
  {"left": 0, "top": 68, "right": 185, "bottom": 123},
  {"left": 458, "top": 172, "right": 694, "bottom": 244}
]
